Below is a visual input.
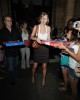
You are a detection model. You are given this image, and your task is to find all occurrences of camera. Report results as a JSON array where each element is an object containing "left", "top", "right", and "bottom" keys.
[{"left": 73, "top": 21, "right": 80, "bottom": 28}]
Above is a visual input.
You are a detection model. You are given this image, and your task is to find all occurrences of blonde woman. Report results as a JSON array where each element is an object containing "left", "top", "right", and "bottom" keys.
[{"left": 30, "top": 12, "right": 51, "bottom": 87}]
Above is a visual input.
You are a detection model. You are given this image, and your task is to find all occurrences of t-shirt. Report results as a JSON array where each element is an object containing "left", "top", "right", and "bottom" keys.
[
  {"left": 0, "top": 26, "right": 22, "bottom": 57},
  {"left": 69, "top": 44, "right": 79, "bottom": 69}
]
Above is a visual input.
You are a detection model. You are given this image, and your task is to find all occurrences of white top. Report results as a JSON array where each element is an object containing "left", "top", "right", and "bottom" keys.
[
  {"left": 69, "top": 44, "right": 79, "bottom": 69},
  {"left": 37, "top": 25, "right": 48, "bottom": 40},
  {"left": 21, "top": 30, "right": 29, "bottom": 41}
]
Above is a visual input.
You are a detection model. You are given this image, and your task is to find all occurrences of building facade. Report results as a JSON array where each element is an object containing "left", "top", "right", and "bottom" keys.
[
  {"left": 0, "top": 0, "right": 11, "bottom": 29},
  {"left": 0, "top": 0, "right": 80, "bottom": 33},
  {"left": 51, "top": 0, "right": 80, "bottom": 33}
]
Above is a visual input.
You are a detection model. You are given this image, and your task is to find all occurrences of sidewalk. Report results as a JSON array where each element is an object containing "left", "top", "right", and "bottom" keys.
[{"left": 0, "top": 62, "right": 80, "bottom": 100}]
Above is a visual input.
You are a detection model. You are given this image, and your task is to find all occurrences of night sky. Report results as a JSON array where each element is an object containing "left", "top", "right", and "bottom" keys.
[{"left": 11, "top": 0, "right": 52, "bottom": 26}]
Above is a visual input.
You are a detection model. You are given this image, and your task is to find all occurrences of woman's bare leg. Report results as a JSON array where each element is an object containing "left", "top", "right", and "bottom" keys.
[
  {"left": 70, "top": 78, "right": 78, "bottom": 99},
  {"left": 62, "top": 68, "right": 68, "bottom": 90},
  {"left": 42, "top": 63, "right": 47, "bottom": 86},
  {"left": 32, "top": 62, "right": 38, "bottom": 84}
]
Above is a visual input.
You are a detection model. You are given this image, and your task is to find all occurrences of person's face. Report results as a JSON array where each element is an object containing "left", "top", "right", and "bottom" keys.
[
  {"left": 4, "top": 17, "right": 12, "bottom": 28},
  {"left": 15, "top": 22, "right": 19, "bottom": 28},
  {"left": 23, "top": 23, "right": 27, "bottom": 29},
  {"left": 67, "top": 30, "right": 72, "bottom": 40},
  {"left": 40, "top": 15, "right": 48, "bottom": 25}
]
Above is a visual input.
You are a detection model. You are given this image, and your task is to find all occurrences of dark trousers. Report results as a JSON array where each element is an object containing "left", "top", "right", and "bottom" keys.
[{"left": 6, "top": 56, "right": 18, "bottom": 82}]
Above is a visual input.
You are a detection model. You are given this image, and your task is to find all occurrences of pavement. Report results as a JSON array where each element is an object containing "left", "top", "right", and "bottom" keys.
[{"left": 0, "top": 60, "right": 80, "bottom": 100}]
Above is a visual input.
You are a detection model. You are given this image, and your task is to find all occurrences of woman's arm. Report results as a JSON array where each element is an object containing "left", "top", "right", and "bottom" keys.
[
  {"left": 58, "top": 43, "right": 80, "bottom": 62},
  {"left": 30, "top": 25, "right": 41, "bottom": 44},
  {"left": 30, "top": 25, "right": 37, "bottom": 41}
]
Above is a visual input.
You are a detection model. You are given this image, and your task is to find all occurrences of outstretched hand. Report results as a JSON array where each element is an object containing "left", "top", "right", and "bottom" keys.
[{"left": 58, "top": 42, "right": 67, "bottom": 50}]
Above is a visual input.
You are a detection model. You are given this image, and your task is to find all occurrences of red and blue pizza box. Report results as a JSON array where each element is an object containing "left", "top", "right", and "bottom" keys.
[{"left": 4, "top": 41, "right": 24, "bottom": 47}]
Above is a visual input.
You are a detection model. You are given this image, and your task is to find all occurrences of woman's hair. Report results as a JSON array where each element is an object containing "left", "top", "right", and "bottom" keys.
[
  {"left": 38, "top": 12, "right": 49, "bottom": 24},
  {"left": 67, "top": 18, "right": 75, "bottom": 26},
  {"left": 21, "top": 21, "right": 27, "bottom": 28},
  {"left": 67, "top": 29, "right": 77, "bottom": 41}
]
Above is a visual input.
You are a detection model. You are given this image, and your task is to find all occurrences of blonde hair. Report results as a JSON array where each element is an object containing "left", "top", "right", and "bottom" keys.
[{"left": 38, "top": 12, "right": 49, "bottom": 24}]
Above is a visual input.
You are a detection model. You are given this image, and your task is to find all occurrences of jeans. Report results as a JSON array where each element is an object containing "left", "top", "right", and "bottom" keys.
[
  {"left": 68, "top": 67, "right": 79, "bottom": 80},
  {"left": 6, "top": 56, "right": 18, "bottom": 82}
]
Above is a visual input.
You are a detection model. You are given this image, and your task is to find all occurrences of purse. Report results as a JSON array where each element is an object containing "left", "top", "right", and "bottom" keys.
[
  {"left": 32, "top": 25, "right": 40, "bottom": 48},
  {"left": 32, "top": 40, "right": 40, "bottom": 48}
]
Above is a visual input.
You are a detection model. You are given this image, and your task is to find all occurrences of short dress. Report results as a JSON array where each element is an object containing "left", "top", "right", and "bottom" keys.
[{"left": 33, "top": 25, "right": 49, "bottom": 63}]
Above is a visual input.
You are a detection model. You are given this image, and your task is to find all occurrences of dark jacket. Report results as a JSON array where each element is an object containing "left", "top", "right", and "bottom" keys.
[{"left": 0, "top": 26, "right": 22, "bottom": 57}]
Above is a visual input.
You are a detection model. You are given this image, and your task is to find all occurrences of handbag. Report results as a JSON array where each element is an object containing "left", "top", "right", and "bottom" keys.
[
  {"left": 32, "top": 40, "right": 40, "bottom": 48},
  {"left": 74, "top": 46, "right": 80, "bottom": 77},
  {"left": 32, "top": 25, "right": 40, "bottom": 48}
]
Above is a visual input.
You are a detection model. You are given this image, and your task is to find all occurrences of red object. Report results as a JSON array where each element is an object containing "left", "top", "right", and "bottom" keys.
[
  {"left": 41, "top": 40, "right": 70, "bottom": 47},
  {"left": 32, "top": 41, "right": 40, "bottom": 48},
  {"left": 50, "top": 41, "right": 61, "bottom": 47},
  {"left": 24, "top": 40, "right": 31, "bottom": 46}
]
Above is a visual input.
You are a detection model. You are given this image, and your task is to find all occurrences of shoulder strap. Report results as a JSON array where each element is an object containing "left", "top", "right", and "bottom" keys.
[
  {"left": 46, "top": 25, "right": 48, "bottom": 33},
  {"left": 35, "top": 25, "right": 39, "bottom": 37},
  {"left": 38, "top": 25, "right": 40, "bottom": 33},
  {"left": 36, "top": 25, "right": 39, "bottom": 33}
]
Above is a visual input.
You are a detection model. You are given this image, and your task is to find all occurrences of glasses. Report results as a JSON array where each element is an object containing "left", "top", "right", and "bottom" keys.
[{"left": 5, "top": 20, "right": 12, "bottom": 22}]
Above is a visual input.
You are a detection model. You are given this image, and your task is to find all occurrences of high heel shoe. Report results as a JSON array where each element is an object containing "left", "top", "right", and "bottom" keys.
[
  {"left": 42, "top": 80, "right": 45, "bottom": 87},
  {"left": 58, "top": 86, "right": 67, "bottom": 91}
]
